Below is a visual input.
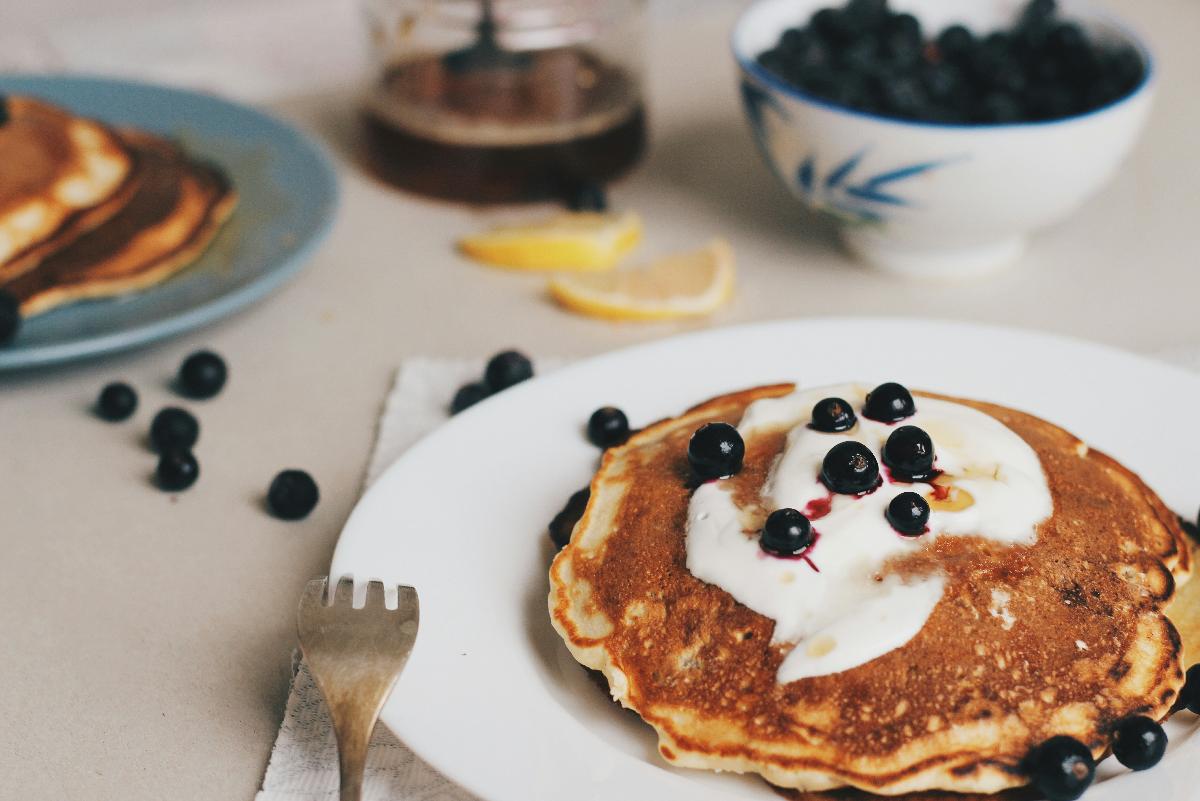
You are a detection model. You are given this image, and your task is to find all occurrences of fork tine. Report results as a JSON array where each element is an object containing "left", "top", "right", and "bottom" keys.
[
  {"left": 299, "top": 577, "right": 329, "bottom": 609},
  {"left": 364, "top": 580, "right": 387, "bottom": 609},
  {"left": 332, "top": 576, "right": 356, "bottom": 606},
  {"left": 395, "top": 585, "right": 419, "bottom": 618}
]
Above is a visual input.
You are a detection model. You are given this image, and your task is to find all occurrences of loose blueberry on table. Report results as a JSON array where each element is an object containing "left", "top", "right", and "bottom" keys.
[
  {"left": 0, "top": 289, "right": 20, "bottom": 346},
  {"left": 96, "top": 382, "right": 138, "bottom": 422},
  {"left": 267, "top": 469, "right": 320, "bottom": 520},
  {"left": 760, "top": 508, "right": 814, "bottom": 556},
  {"left": 484, "top": 349, "right": 534, "bottom": 392},
  {"left": 862, "top": 381, "right": 916, "bottom": 423},
  {"left": 149, "top": 407, "right": 199, "bottom": 453},
  {"left": 156, "top": 449, "right": 200, "bottom": 492},
  {"left": 755, "top": 0, "right": 1145, "bottom": 124},
  {"left": 586, "top": 406, "right": 630, "bottom": 448},
  {"left": 565, "top": 181, "right": 608, "bottom": 212},
  {"left": 882, "top": 425, "right": 936, "bottom": 481},
  {"left": 885, "top": 491, "right": 929, "bottom": 536},
  {"left": 1026, "top": 736, "right": 1095, "bottom": 801},
  {"left": 687, "top": 422, "right": 745, "bottom": 480},
  {"left": 177, "top": 350, "right": 228, "bottom": 399},
  {"left": 820, "top": 440, "right": 880, "bottom": 494},
  {"left": 451, "top": 350, "right": 535, "bottom": 413},
  {"left": 450, "top": 381, "right": 490, "bottom": 414},
  {"left": 1110, "top": 716, "right": 1167, "bottom": 771},
  {"left": 809, "top": 396, "right": 857, "bottom": 432}
]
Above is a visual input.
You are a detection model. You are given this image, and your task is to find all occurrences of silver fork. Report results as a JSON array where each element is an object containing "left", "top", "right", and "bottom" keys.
[{"left": 297, "top": 577, "right": 420, "bottom": 801}]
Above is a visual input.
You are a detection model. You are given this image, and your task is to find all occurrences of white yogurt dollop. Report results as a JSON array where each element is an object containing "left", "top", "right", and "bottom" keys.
[{"left": 685, "top": 383, "right": 1052, "bottom": 683}]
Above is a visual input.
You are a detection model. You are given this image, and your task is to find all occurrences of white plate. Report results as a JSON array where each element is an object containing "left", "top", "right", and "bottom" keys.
[{"left": 332, "top": 318, "right": 1200, "bottom": 801}]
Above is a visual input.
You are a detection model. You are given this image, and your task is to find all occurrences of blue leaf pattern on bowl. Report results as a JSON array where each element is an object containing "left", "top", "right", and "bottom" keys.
[
  {"left": 740, "top": 80, "right": 959, "bottom": 225},
  {"left": 796, "top": 153, "right": 951, "bottom": 224}
]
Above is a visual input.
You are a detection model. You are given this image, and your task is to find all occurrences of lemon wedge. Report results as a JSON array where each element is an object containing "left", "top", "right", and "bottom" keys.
[
  {"left": 458, "top": 211, "right": 642, "bottom": 271},
  {"left": 548, "top": 239, "right": 735, "bottom": 321}
]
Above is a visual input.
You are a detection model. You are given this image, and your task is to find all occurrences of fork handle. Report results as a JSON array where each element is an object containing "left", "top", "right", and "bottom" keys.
[
  {"left": 323, "top": 679, "right": 398, "bottom": 801},
  {"left": 332, "top": 709, "right": 371, "bottom": 801}
]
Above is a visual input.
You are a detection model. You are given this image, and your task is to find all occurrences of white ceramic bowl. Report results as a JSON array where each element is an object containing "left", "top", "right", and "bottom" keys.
[{"left": 732, "top": 0, "right": 1155, "bottom": 278}]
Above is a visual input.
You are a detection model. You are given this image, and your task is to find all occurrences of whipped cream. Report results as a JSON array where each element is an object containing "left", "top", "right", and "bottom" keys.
[{"left": 685, "top": 383, "right": 1053, "bottom": 683}]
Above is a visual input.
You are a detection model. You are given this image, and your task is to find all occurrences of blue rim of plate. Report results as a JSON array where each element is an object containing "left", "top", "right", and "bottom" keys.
[{"left": 0, "top": 73, "right": 339, "bottom": 371}]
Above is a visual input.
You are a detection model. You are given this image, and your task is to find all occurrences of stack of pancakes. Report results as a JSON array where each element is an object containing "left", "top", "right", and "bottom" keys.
[
  {"left": 0, "top": 96, "right": 236, "bottom": 317},
  {"left": 549, "top": 385, "right": 1195, "bottom": 798}
]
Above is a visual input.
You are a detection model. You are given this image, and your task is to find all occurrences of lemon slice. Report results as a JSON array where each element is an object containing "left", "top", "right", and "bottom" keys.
[
  {"left": 548, "top": 239, "right": 735, "bottom": 321},
  {"left": 458, "top": 211, "right": 642, "bottom": 271}
]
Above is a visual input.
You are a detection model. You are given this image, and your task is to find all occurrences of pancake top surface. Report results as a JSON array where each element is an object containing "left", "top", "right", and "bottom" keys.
[
  {"left": 0, "top": 96, "right": 132, "bottom": 264},
  {"left": 2, "top": 129, "right": 236, "bottom": 315},
  {"left": 549, "top": 385, "right": 1190, "bottom": 795}
]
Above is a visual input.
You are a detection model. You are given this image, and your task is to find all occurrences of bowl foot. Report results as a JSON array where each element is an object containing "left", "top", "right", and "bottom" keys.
[{"left": 842, "top": 229, "right": 1026, "bottom": 280}]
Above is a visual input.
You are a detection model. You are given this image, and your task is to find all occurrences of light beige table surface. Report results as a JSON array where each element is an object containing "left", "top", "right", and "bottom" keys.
[{"left": 2, "top": 1, "right": 1199, "bottom": 798}]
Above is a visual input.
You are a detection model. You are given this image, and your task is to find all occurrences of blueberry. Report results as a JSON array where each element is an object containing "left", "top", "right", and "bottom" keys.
[
  {"left": 936, "top": 24, "right": 975, "bottom": 61},
  {"left": 757, "top": 48, "right": 788, "bottom": 75},
  {"left": 881, "top": 13, "right": 923, "bottom": 68},
  {"left": 810, "top": 397, "right": 857, "bottom": 433},
  {"left": 178, "top": 350, "right": 227, "bottom": 399},
  {"left": 779, "top": 26, "right": 817, "bottom": 55},
  {"left": 549, "top": 487, "right": 591, "bottom": 550},
  {"left": 450, "top": 381, "right": 490, "bottom": 414},
  {"left": 1107, "top": 47, "right": 1144, "bottom": 93},
  {"left": 837, "top": 39, "right": 878, "bottom": 75},
  {"left": 863, "top": 382, "right": 915, "bottom": 422},
  {"left": 1047, "top": 22, "right": 1085, "bottom": 54},
  {"left": 150, "top": 407, "right": 199, "bottom": 452},
  {"left": 976, "top": 91, "right": 1024, "bottom": 123},
  {"left": 96, "top": 382, "right": 138, "bottom": 422},
  {"left": 886, "top": 491, "right": 930, "bottom": 535},
  {"left": 920, "top": 63, "right": 965, "bottom": 104},
  {"left": 1084, "top": 77, "right": 1122, "bottom": 110},
  {"left": 267, "top": 469, "right": 320, "bottom": 520},
  {"left": 884, "top": 12, "right": 922, "bottom": 43},
  {"left": 156, "top": 449, "right": 199, "bottom": 491},
  {"left": 688, "top": 422, "right": 745, "bottom": 480},
  {"left": 566, "top": 181, "right": 607, "bottom": 212},
  {"left": 1018, "top": 0, "right": 1058, "bottom": 45},
  {"left": 1026, "top": 736, "right": 1095, "bottom": 801},
  {"left": 0, "top": 290, "right": 20, "bottom": 346},
  {"left": 1027, "top": 84, "right": 1076, "bottom": 120},
  {"left": 821, "top": 441, "right": 880, "bottom": 495},
  {"left": 1180, "top": 663, "right": 1200, "bottom": 713},
  {"left": 587, "top": 406, "right": 630, "bottom": 448},
  {"left": 878, "top": 75, "right": 928, "bottom": 118},
  {"left": 1020, "top": 0, "right": 1058, "bottom": 28},
  {"left": 824, "top": 73, "right": 868, "bottom": 107},
  {"left": 484, "top": 350, "right": 533, "bottom": 392},
  {"left": 810, "top": 7, "right": 853, "bottom": 43},
  {"left": 844, "top": 0, "right": 889, "bottom": 30},
  {"left": 883, "top": 425, "right": 936, "bottom": 480},
  {"left": 796, "top": 66, "right": 843, "bottom": 101},
  {"left": 1111, "top": 716, "right": 1167, "bottom": 771},
  {"left": 760, "top": 508, "right": 814, "bottom": 556}
]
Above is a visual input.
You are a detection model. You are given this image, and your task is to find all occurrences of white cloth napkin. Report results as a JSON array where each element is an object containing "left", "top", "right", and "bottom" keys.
[
  {"left": 258, "top": 358, "right": 561, "bottom": 801},
  {"left": 259, "top": 348, "right": 1200, "bottom": 801}
]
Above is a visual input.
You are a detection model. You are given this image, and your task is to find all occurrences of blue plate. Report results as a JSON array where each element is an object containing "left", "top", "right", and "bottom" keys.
[{"left": 0, "top": 74, "right": 339, "bottom": 370}]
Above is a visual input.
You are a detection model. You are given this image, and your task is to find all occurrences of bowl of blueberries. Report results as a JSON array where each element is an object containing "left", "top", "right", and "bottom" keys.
[{"left": 733, "top": 0, "right": 1152, "bottom": 277}]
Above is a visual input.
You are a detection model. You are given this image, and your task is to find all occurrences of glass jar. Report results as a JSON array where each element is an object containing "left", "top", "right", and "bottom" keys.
[{"left": 361, "top": 0, "right": 647, "bottom": 204}]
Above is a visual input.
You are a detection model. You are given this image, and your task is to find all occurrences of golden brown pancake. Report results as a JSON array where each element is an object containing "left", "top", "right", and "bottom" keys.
[
  {"left": 2, "top": 130, "right": 236, "bottom": 316},
  {"left": 549, "top": 385, "right": 1191, "bottom": 795},
  {"left": 789, "top": 545, "right": 1200, "bottom": 801},
  {"left": 0, "top": 96, "right": 134, "bottom": 276}
]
